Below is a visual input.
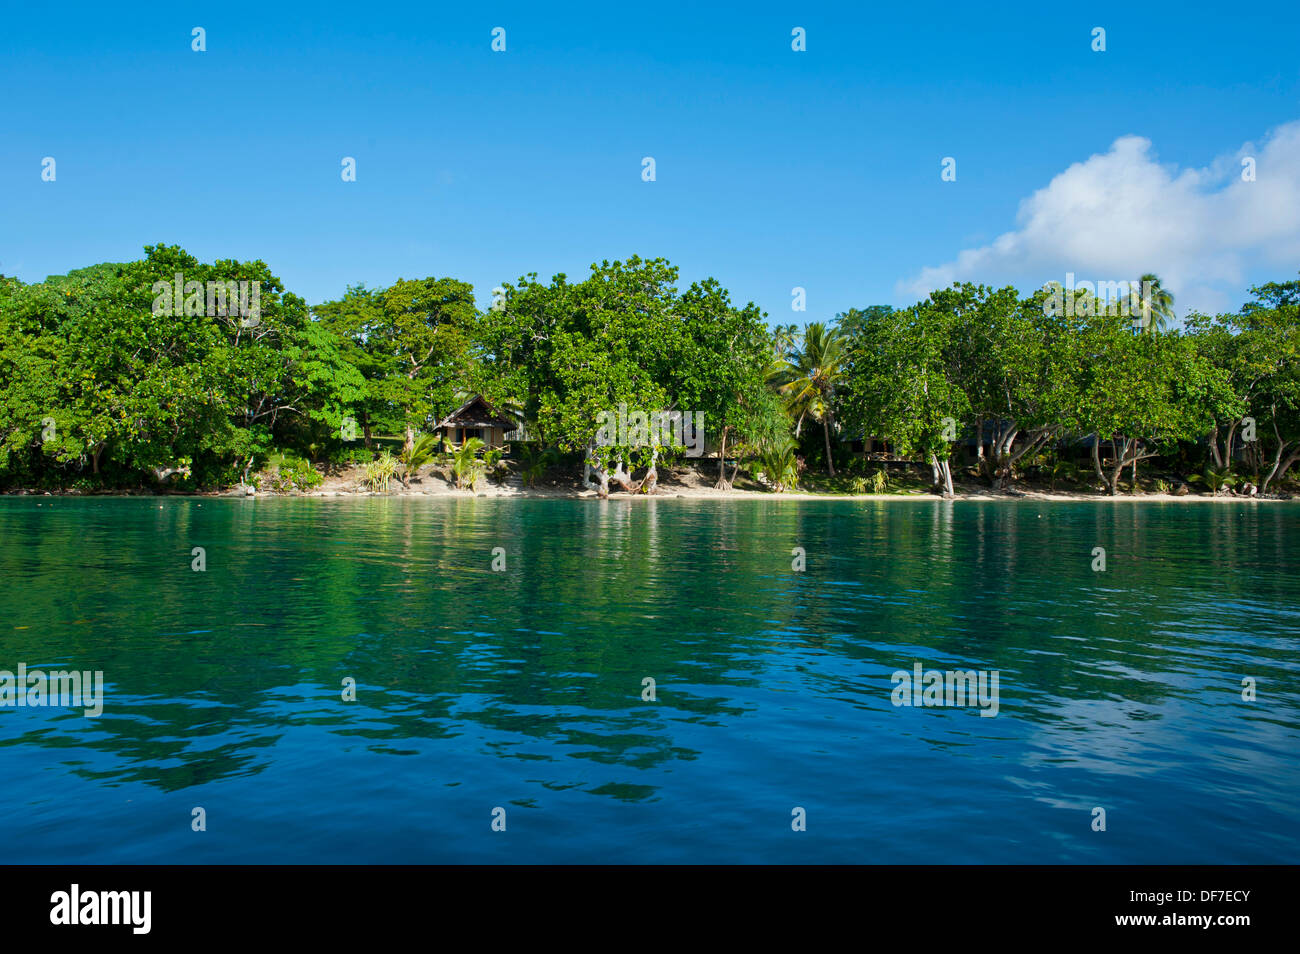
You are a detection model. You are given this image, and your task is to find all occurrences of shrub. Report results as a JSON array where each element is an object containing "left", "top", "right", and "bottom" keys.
[
  {"left": 1046, "top": 458, "right": 1073, "bottom": 490},
  {"left": 452, "top": 438, "right": 486, "bottom": 490},
  {"left": 260, "top": 451, "right": 322, "bottom": 493},
  {"left": 1189, "top": 465, "right": 1235, "bottom": 496},
  {"left": 754, "top": 447, "right": 799, "bottom": 492},
  {"left": 518, "top": 444, "right": 560, "bottom": 487},
  {"left": 481, "top": 447, "right": 510, "bottom": 483},
  {"left": 362, "top": 450, "right": 398, "bottom": 492}
]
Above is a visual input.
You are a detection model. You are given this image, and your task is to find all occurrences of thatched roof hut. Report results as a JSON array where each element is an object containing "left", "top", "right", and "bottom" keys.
[{"left": 435, "top": 395, "right": 516, "bottom": 450}]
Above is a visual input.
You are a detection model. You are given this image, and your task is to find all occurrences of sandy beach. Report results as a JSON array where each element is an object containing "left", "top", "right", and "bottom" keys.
[{"left": 212, "top": 462, "right": 1293, "bottom": 503}]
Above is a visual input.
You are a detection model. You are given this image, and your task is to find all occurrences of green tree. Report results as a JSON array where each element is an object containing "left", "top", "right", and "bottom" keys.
[
  {"left": 313, "top": 284, "right": 399, "bottom": 447},
  {"left": 838, "top": 302, "right": 967, "bottom": 496},
  {"left": 930, "top": 283, "right": 1069, "bottom": 489},
  {"left": 0, "top": 246, "right": 362, "bottom": 488},
  {"left": 673, "top": 278, "right": 774, "bottom": 489},
  {"left": 377, "top": 277, "right": 477, "bottom": 454},
  {"left": 1072, "top": 312, "right": 1223, "bottom": 494},
  {"left": 1134, "top": 272, "right": 1175, "bottom": 335},
  {"left": 772, "top": 321, "right": 845, "bottom": 476},
  {"left": 476, "top": 257, "right": 773, "bottom": 496}
]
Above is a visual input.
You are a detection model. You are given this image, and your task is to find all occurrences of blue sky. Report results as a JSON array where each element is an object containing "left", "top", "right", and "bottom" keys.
[{"left": 3, "top": 1, "right": 1299, "bottom": 321}]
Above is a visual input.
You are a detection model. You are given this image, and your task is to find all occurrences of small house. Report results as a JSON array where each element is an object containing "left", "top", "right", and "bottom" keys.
[{"left": 435, "top": 395, "right": 516, "bottom": 451}]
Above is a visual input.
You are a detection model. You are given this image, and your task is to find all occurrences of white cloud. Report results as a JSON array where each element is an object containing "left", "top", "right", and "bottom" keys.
[{"left": 897, "top": 120, "right": 1300, "bottom": 316}]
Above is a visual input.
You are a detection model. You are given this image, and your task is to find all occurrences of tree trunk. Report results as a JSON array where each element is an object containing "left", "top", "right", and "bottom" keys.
[
  {"left": 1105, "top": 438, "right": 1126, "bottom": 496},
  {"left": 1224, "top": 420, "right": 1239, "bottom": 472},
  {"left": 715, "top": 426, "right": 731, "bottom": 489},
  {"left": 639, "top": 446, "right": 660, "bottom": 493},
  {"left": 1008, "top": 427, "right": 1056, "bottom": 489},
  {"left": 992, "top": 421, "right": 1015, "bottom": 488},
  {"left": 586, "top": 459, "right": 611, "bottom": 498},
  {"left": 583, "top": 440, "right": 608, "bottom": 496},
  {"left": 1091, "top": 434, "right": 1103, "bottom": 487},
  {"left": 610, "top": 458, "right": 636, "bottom": 493},
  {"left": 929, "top": 455, "right": 954, "bottom": 497},
  {"left": 822, "top": 415, "right": 835, "bottom": 476},
  {"left": 1262, "top": 437, "right": 1300, "bottom": 493},
  {"left": 992, "top": 422, "right": 1044, "bottom": 489}
]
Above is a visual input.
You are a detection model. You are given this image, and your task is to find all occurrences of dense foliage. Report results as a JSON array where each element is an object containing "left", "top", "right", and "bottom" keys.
[
  {"left": 0, "top": 245, "right": 362, "bottom": 490},
  {"left": 1, "top": 246, "right": 1295, "bottom": 497}
]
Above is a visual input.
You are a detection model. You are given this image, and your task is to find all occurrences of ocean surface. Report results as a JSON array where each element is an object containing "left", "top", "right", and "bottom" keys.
[{"left": 0, "top": 496, "right": 1296, "bottom": 863}]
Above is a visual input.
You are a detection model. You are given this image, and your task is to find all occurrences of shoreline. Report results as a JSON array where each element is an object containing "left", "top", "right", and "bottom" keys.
[{"left": 3, "top": 484, "right": 1291, "bottom": 503}]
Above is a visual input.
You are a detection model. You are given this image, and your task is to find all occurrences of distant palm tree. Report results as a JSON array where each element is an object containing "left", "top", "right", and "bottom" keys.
[
  {"left": 772, "top": 322, "right": 845, "bottom": 476},
  {"left": 1133, "top": 273, "right": 1175, "bottom": 334},
  {"left": 771, "top": 323, "right": 800, "bottom": 359}
]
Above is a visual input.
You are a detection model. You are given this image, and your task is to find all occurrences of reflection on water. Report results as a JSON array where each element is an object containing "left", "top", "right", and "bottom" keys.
[{"left": 0, "top": 497, "right": 1296, "bottom": 862}]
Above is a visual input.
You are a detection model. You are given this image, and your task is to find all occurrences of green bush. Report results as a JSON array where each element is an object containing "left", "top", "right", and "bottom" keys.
[
  {"left": 518, "top": 444, "right": 560, "bottom": 486},
  {"left": 336, "top": 446, "right": 375, "bottom": 465},
  {"left": 402, "top": 433, "right": 441, "bottom": 474},
  {"left": 754, "top": 447, "right": 799, "bottom": 492},
  {"left": 1189, "top": 465, "right": 1235, "bottom": 496},
  {"left": 362, "top": 450, "right": 398, "bottom": 492},
  {"left": 452, "top": 438, "right": 486, "bottom": 490},
  {"left": 259, "top": 451, "right": 322, "bottom": 492}
]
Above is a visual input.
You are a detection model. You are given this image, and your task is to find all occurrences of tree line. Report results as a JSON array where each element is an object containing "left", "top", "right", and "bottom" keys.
[
  {"left": 1, "top": 244, "right": 1296, "bottom": 496},
  {"left": 829, "top": 277, "right": 1299, "bottom": 495}
]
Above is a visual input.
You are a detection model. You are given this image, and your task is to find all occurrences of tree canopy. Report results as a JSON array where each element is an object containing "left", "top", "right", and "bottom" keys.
[{"left": 2, "top": 247, "right": 1296, "bottom": 498}]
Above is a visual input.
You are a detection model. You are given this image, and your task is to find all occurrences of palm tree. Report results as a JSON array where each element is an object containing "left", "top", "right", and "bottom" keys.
[
  {"left": 1132, "top": 273, "right": 1175, "bottom": 334},
  {"left": 398, "top": 431, "right": 442, "bottom": 487},
  {"left": 772, "top": 322, "right": 845, "bottom": 476},
  {"left": 771, "top": 323, "right": 800, "bottom": 359},
  {"left": 452, "top": 437, "right": 486, "bottom": 490},
  {"left": 755, "top": 438, "right": 800, "bottom": 492}
]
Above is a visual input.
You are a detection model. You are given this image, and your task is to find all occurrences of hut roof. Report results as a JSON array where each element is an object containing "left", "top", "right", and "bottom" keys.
[{"left": 435, "top": 395, "right": 516, "bottom": 430}]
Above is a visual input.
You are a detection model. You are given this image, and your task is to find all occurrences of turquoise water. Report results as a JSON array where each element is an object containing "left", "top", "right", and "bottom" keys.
[{"left": 0, "top": 497, "right": 1296, "bottom": 863}]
